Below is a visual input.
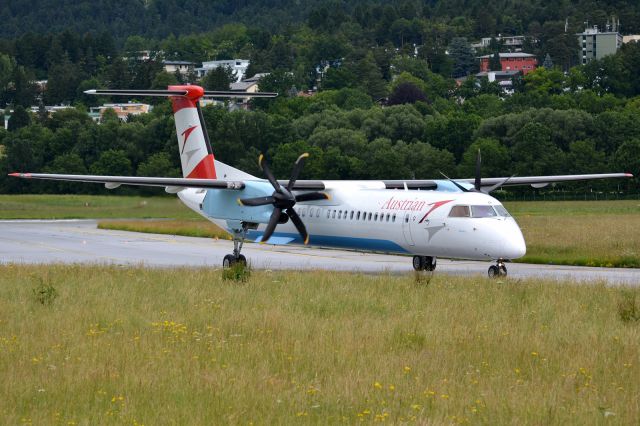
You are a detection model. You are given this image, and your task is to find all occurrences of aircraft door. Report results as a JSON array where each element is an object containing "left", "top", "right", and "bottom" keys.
[{"left": 402, "top": 212, "right": 415, "bottom": 246}]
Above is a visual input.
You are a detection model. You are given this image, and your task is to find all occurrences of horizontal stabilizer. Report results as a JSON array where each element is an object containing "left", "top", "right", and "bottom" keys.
[{"left": 84, "top": 89, "right": 277, "bottom": 98}]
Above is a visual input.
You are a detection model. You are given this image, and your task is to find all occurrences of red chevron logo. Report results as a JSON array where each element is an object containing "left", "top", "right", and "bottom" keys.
[{"left": 181, "top": 125, "right": 198, "bottom": 154}]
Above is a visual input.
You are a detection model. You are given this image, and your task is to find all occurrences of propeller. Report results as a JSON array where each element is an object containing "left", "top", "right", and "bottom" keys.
[{"left": 238, "top": 153, "right": 329, "bottom": 244}]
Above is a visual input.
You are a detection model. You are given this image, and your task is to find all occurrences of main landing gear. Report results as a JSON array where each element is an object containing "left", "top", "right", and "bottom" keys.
[
  {"left": 223, "top": 224, "right": 248, "bottom": 268},
  {"left": 488, "top": 259, "right": 507, "bottom": 278},
  {"left": 412, "top": 255, "right": 437, "bottom": 271}
]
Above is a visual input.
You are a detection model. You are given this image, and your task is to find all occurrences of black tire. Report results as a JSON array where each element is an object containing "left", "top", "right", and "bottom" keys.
[
  {"left": 412, "top": 255, "right": 425, "bottom": 271},
  {"left": 499, "top": 265, "right": 507, "bottom": 276},
  {"left": 488, "top": 265, "right": 499, "bottom": 278},
  {"left": 223, "top": 254, "right": 236, "bottom": 268},
  {"left": 424, "top": 256, "right": 437, "bottom": 271},
  {"left": 238, "top": 254, "right": 247, "bottom": 266}
]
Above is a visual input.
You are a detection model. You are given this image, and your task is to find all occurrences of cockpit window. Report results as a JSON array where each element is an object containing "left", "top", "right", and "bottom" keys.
[
  {"left": 494, "top": 205, "right": 511, "bottom": 217},
  {"left": 449, "top": 205, "right": 470, "bottom": 217},
  {"left": 471, "top": 205, "right": 497, "bottom": 217}
]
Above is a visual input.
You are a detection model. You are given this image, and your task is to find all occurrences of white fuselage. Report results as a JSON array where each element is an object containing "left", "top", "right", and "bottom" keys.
[{"left": 179, "top": 181, "right": 527, "bottom": 261}]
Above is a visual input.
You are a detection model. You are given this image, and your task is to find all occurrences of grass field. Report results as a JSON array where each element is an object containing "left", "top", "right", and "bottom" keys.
[
  {"left": 0, "top": 265, "right": 638, "bottom": 424},
  {"left": 508, "top": 201, "right": 640, "bottom": 268},
  {"left": 0, "top": 194, "right": 200, "bottom": 220},
  {"left": 1, "top": 195, "right": 639, "bottom": 267}
]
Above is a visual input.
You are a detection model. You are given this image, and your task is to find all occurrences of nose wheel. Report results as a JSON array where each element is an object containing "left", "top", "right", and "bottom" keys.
[
  {"left": 412, "top": 255, "right": 437, "bottom": 271},
  {"left": 488, "top": 260, "right": 507, "bottom": 278}
]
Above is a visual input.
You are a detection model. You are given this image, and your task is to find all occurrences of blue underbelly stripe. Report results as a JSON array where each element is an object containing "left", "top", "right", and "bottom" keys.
[{"left": 245, "top": 230, "right": 408, "bottom": 254}]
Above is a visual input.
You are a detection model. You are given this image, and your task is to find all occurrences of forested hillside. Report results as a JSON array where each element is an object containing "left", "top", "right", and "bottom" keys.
[
  {"left": 0, "top": 0, "right": 639, "bottom": 195},
  {"left": 1, "top": 0, "right": 640, "bottom": 39}
]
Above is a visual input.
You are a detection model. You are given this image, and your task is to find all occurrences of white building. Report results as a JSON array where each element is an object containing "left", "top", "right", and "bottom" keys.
[
  {"left": 162, "top": 60, "right": 195, "bottom": 76},
  {"left": 195, "top": 59, "right": 250, "bottom": 82}
]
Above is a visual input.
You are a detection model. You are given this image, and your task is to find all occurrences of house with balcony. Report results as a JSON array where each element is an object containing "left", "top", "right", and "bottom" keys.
[{"left": 195, "top": 59, "right": 250, "bottom": 82}]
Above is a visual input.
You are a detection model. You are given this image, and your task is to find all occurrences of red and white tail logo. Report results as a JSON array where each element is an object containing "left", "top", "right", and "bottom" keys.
[{"left": 169, "top": 85, "right": 216, "bottom": 179}]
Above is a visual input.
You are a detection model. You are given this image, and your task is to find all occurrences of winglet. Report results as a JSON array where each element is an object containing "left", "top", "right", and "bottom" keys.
[
  {"left": 8, "top": 172, "right": 31, "bottom": 178},
  {"left": 625, "top": 172, "right": 634, "bottom": 177}
]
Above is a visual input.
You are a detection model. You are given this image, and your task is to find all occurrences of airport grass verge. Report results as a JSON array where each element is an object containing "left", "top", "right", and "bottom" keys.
[
  {"left": 0, "top": 194, "right": 200, "bottom": 220},
  {"left": 97, "top": 219, "right": 231, "bottom": 240},
  {"left": 0, "top": 264, "right": 638, "bottom": 424}
]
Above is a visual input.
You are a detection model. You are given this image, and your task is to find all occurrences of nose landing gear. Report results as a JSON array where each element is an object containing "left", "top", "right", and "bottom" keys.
[
  {"left": 488, "top": 259, "right": 507, "bottom": 277},
  {"left": 412, "top": 255, "right": 437, "bottom": 271},
  {"left": 223, "top": 224, "right": 249, "bottom": 268}
]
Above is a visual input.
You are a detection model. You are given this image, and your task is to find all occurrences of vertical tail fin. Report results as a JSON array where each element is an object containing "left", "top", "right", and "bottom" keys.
[
  {"left": 83, "top": 86, "right": 276, "bottom": 180},
  {"left": 168, "top": 85, "right": 217, "bottom": 179}
]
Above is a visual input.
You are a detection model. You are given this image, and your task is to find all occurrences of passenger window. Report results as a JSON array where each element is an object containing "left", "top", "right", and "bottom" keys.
[
  {"left": 309, "top": 207, "right": 314, "bottom": 217},
  {"left": 386, "top": 214, "right": 390, "bottom": 222},
  {"left": 392, "top": 213, "right": 396, "bottom": 222},
  {"left": 368, "top": 212, "right": 372, "bottom": 221},
  {"left": 374, "top": 213, "right": 378, "bottom": 221},
  {"left": 338, "top": 210, "right": 342, "bottom": 219},
  {"left": 471, "top": 205, "right": 497, "bottom": 218},
  {"left": 350, "top": 211, "right": 354, "bottom": 220},
  {"left": 332, "top": 210, "right": 336, "bottom": 219},
  {"left": 317, "top": 209, "right": 320, "bottom": 218},
  {"left": 357, "top": 211, "right": 361, "bottom": 220},
  {"left": 327, "top": 210, "right": 330, "bottom": 219},
  {"left": 449, "top": 205, "right": 471, "bottom": 217}
]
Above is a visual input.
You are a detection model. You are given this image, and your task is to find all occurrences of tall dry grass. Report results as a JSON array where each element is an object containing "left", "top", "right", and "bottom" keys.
[{"left": 0, "top": 265, "right": 638, "bottom": 424}]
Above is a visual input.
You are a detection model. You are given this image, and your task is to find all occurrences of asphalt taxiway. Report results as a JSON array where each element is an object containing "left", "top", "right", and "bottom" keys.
[{"left": 1, "top": 220, "right": 639, "bottom": 285}]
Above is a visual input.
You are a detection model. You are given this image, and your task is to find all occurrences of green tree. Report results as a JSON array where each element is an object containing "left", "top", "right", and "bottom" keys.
[
  {"left": 89, "top": 149, "right": 132, "bottom": 176},
  {"left": 489, "top": 52, "right": 502, "bottom": 71},
  {"left": 202, "top": 66, "right": 235, "bottom": 91},
  {"left": 458, "top": 139, "right": 510, "bottom": 178},
  {"left": 8, "top": 105, "right": 31, "bottom": 131},
  {"left": 137, "top": 152, "right": 180, "bottom": 177},
  {"left": 388, "top": 82, "right": 427, "bottom": 105},
  {"left": 448, "top": 38, "right": 477, "bottom": 78},
  {"left": 613, "top": 138, "right": 640, "bottom": 175}
]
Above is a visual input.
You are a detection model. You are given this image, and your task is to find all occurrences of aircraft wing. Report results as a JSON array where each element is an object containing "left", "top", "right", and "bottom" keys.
[
  {"left": 8, "top": 172, "right": 327, "bottom": 192},
  {"left": 456, "top": 173, "right": 634, "bottom": 190}
]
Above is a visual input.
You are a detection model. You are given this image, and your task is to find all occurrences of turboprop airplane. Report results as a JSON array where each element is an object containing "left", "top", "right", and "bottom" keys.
[{"left": 9, "top": 85, "right": 634, "bottom": 277}]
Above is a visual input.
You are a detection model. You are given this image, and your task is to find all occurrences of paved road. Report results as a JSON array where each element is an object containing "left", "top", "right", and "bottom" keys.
[{"left": 1, "top": 220, "right": 639, "bottom": 285}]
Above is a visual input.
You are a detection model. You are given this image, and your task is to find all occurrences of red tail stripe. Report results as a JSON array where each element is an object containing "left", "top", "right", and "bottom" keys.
[{"left": 186, "top": 154, "right": 217, "bottom": 179}]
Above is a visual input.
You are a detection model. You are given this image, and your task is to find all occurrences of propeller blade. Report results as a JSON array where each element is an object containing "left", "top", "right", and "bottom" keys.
[
  {"left": 475, "top": 149, "right": 482, "bottom": 191},
  {"left": 237, "top": 196, "right": 275, "bottom": 206},
  {"left": 286, "top": 208, "right": 309, "bottom": 245},
  {"left": 295, "top": 192, "right": 330, "bottom": 203},
  {"left": 287, "top": 153, "right": 309, "bottom": 191},
  {"left": 258, "top": 154, "right": 282, "bottom": 192},
  {"left": 484, "top": 175, "right": 516, "bottom": 193},
  {"left": 439, "top": 171, "right": 470, "bottom": 192},
  {"left": 260, "top": 207, "right": 282, "bottom": 243}
]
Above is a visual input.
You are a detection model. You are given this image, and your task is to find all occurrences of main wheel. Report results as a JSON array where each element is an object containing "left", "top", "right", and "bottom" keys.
[
  {"left": 412, "top": 255, "right": 425, "bottom": 271},
  {"left": 424, "top": 256, "right": 437, "bottom": 271},
  {"left": 488, "top": 265, "right": 499, "bottom": 278},
  {"left": 238, "top": 254, "right": 247, "bottom": 266},
  {"left": 499, "top": 264, "right": 507, "bottom": 276},
  {"left": 223, "top": 254, "right": 236, "bottom": 268}
]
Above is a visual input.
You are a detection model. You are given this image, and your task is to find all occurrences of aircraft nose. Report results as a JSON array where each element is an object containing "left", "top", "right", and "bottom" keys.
[{"left": 502, "top": 223, "right": 526, "bottom": 259}]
